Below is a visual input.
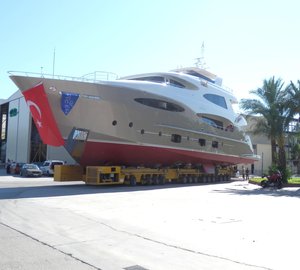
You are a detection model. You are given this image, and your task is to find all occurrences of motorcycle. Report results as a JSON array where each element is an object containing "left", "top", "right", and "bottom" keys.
[{"left": 261, "top": 171, "right": 283, "bottom": 189}]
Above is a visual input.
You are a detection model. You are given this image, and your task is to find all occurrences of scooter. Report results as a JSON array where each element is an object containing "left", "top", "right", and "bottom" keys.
[{"left": 261, "top": 171, "right": 283, "bottom": 189}]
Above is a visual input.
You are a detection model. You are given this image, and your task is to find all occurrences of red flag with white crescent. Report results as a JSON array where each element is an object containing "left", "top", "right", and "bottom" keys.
[{"left": 22, "top": 83, "right": 64, "bottom": 146}]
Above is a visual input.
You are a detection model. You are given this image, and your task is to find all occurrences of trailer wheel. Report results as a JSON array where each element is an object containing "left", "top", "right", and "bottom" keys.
[
  {"left": 158, "top": 175, "right": 166, "bottom": 185},
  {"left": 198, "top": 176, "right": 203, "bottom": 183},
  {"left": 129, "top": 175, "right": 136, "bottom": 186},
  {"left": 146, "top": 174, "right": 152, "bottom": 185},
  {"left": 152, "top": 175, "right": 159, "bottom": 185},
  {"left": 181, "top": 175, "right": 187, "bottom": 184},
  {"left": 192, "top": 176, "right": 197, "bottom": 183},
  {"left": 141, "top": 175, "right": 147, "bottom": 185}
]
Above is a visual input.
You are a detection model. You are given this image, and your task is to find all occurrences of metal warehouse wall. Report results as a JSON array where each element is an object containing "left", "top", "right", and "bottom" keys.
[{"left": 6, "top": 94, "right": 30, "bottom": 163}]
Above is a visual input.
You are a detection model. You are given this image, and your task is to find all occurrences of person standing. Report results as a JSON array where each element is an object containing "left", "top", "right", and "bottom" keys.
[
  {"left": 242, "top": 166, "right": 245, "bottom": 180},
  {"left": 6, "top": 159, "right": 11, "bottom": 174},
  {"left": 246, "top": 167, "right": 249, "bottom": 180}
]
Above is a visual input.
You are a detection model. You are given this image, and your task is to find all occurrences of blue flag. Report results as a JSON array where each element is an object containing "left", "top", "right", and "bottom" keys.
[{"left": 61, "top": 92, "right": 79, "bottom": 115}]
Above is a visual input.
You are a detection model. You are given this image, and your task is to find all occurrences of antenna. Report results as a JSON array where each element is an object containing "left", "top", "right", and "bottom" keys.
[
  {"left": 52, "top": 47, "right": 56, "bottom": 77},
  {"left": 195, "top": 42, "right": 208, "bottom": 69}
]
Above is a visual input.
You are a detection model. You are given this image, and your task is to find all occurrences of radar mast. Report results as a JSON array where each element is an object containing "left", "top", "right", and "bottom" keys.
[{"left": 194, "top": 42, "right": 208, "bottom": 69}]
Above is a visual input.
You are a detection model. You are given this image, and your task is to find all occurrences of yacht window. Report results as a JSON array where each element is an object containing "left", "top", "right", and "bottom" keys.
[
  {"left": 184, "top": 70, "right": 215, "bottom": 83},
  {"left": 235, "top": 114, "right": 247, "bottom": 127},
  {"left": 212, "top": 141, "right": 218, "bottom": 148},
  {"left": 204, "top": 94, "right": 227, "bottom": 109},
  {"left": 202, "top": 116, "right": 223, "bottom": 129},
  {"left": 168, "top": 79, "right": 185, "bottom": 88},
  {"left": 171, "top": 134, "right": 181, "bottom": 143},
  {"left": 134, "top": 98, "right": 185, "bottom": 112},
  {"left": 199, "top": 138, "right": 206, "bottom": 146},
  {"left": 130, "top": 76, "right": 165, "bottom": 83}
]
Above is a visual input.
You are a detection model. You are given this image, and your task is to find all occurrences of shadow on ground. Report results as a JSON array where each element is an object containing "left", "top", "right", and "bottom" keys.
[
  {"left": 0, "top": 180, "right": 232, "bottom": 200},
  {"left": 213, "top": 183, "right": 300, "bottom": 198}
]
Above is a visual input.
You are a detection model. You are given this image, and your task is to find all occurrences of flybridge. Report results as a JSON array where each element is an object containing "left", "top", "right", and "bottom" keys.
[{"left": 8, "top": 70, "right": 118, "bottom": 83}]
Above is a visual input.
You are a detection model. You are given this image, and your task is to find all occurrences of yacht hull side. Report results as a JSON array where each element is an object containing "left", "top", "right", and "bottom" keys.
[{"left": 79, "top": 140, "right": 254, "bottom": 167}]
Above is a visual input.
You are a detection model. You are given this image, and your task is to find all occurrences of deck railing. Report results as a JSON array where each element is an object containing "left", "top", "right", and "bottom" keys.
[{"left": 8, "top": 70, "right": 118, "bottom": 83}]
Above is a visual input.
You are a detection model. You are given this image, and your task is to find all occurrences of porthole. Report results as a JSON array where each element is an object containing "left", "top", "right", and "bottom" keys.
[
  {"left": 141, "top": 129, "right": 145, "bottom": 134},
  {"left": 212, "top": 141, "right": 218, "bottom": 148},
  {"left": 171, "top": 134, "right": 181, "bottom": 143},
  {"left": 158, "top": 131, "right": 162, "bottom": 136},
  {"left": 199, "top": 138, "right": 206, "bottom": 146},
  {"left": 129, "top": 122, "right": 133, "bottom": 128},
  {"left": 112, "top": 120, "right": 117, "bottom": 126}
]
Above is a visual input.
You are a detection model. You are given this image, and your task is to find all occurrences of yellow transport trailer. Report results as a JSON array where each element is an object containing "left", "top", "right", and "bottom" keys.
[{"left": 83, "top": 165, "right": 231, "bottom": 186}]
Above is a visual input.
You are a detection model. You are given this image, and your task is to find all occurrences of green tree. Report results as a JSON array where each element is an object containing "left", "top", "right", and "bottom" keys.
[
  {"left": 291, "top": 143, "right": 300, "bottom": 174},
  {"left": 287, "top": 80, "right": 300, "bottom": 117},
  {"left": 240, "top": 77, "right": 291, "bottom": 181},
  {"left": 285, "top": 80, "right": 300, "bottom": 175}
]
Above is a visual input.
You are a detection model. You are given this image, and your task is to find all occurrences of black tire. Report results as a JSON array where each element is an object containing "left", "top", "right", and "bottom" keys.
[
  {"left": 152, "top": 175, "right": 159, "bottom": 185},
  {"left": 181, "top": 175, "right": 187, "bottom": 184},
  {"left": 277, "top": 180, "right": 283, "bottom": 189},
  {"left": 140, "top": 175, "right": 147, "bottom": 185},
  {"left": 146, "top": 174, "right": 152, "bottom": 185},
  {"left": 261, "top": 180, "right": 267, "bottom": 188},
  {"left": 158, "top": 175, "right": 166, "bottom": 185},
  {"left": 198, "top": 176, "right": 203, "bottom": 183},
  {"left": 129, "top": 175, "right": 137, "bottom": 186},
  {"left": 192, "top": 176, "right": 197, "bottom": 183}
]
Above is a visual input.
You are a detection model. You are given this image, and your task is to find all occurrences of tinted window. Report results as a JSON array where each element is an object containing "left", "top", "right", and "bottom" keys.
[
  {"left": 202, "top": 117, "right": 223, "bottom": 129},
  {"left": 135, "top": 98, "right": 184, "bottom": 112},
  {"left": 199, "top": 138, "right": 206, "bottom": 146},
  {"left": 171, "top": 134, "right": 181, "bottom": 143},
  {"left": 212, "top": 141, "right": 218, "bottom": 148},
  {"left": 131, "top": 76, "right": 165, "bottom": 83},
  {"left": 204, "top": 94, "right": 227, "bottom": 109},
  {"left": 168, "top": 79, "right": 185, "bottom": 88},
  {"left": 184, "top": 70, "right": 215, "bottom": 83}
]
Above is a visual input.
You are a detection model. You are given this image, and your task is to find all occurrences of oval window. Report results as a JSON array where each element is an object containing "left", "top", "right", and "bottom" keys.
[
  {"left": 203, "top": 94, "right": 227, "bottom": 109},
  {"left": 134, "top": 98, "right": 184, "bottom": 112}
]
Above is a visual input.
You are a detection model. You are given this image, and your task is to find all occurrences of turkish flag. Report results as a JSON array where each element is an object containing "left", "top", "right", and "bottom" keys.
[{"left": 22, "top": 83, "right": 64, "bottom": 146}]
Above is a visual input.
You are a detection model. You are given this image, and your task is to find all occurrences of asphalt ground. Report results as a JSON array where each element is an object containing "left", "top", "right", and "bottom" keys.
[{"left": 0, "top": 172, "right": 300, "bottom": 270}]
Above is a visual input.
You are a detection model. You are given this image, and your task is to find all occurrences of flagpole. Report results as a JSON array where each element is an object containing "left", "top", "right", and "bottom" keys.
[{"left": 52, "top": 47, "right": 56, "bottom": 78}]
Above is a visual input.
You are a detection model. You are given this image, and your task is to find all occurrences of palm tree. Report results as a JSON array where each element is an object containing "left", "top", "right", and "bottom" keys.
[
  {"left": 291, "top": 143, "right": 300, "bottom": 174},
  {"left": 287, "top": 80, "right": 300, "bottom": 117},
  {"left": 240, "top": 77, "right": 291, "bottom": 180}
]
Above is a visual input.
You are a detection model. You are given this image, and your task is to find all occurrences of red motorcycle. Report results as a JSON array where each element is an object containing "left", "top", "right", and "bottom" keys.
[{"left": 261, "top": 171, "right": 283, "bottom": 189}]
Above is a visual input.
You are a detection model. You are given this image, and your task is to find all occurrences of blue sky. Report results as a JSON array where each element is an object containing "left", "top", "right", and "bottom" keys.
[{"left": 1, "top": 0, "right": 300, "bottom": 101}]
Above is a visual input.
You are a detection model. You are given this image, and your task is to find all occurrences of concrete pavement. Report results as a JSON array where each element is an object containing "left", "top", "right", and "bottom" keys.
[{"left": 0, "top": 173, "right": 300, "bottom": 270}]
